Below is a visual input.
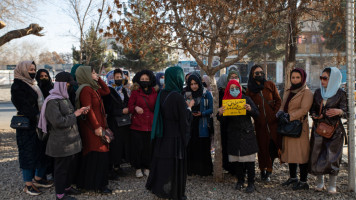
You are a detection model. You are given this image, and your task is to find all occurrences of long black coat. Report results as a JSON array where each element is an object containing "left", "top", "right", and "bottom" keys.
[
  {"left": 146, "top": 90, "right": 192, "bottom": 200},
  {"left": 309, "top": 88, "right": 347, "bottom": 175},
  {"left": 11, "top": 79, "right": 46, "bottom": 169},
  {"left": 218, "top": 95, "right": 259, "bottom": 157}
]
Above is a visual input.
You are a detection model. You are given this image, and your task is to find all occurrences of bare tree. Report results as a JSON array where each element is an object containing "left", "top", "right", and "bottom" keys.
[{"left": 64, "top": 0, "right": 107, "bottom": 64}]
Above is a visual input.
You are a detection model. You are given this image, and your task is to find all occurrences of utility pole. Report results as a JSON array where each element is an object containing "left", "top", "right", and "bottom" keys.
[{"left": 346, "top": 0, "right": 356, "bottom": 192}]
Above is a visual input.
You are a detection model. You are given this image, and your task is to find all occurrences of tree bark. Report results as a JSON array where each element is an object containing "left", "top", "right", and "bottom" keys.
[
  {"left": 208, "top": 74, "right": 223, "bottom": 182},
  {"left": 0, "top": 24, "right": 44, "bottom": 47}
]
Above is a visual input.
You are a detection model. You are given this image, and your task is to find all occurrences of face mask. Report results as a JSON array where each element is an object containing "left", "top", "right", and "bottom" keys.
[
  {"left": 29, "top": 73, "right": 36, "bottom": 79},
  {"left": 40, "top": 78, "right": 49, "bottom": 84},
  {"left": 202, "top": 82, "right": 207, "bottom": 88},
  {"left": 140, "top": 81, "right": 150, "bottom": 88},
  {"left": 291, "top": 82, "right": 303, "bottom": 89},
  {"left": 115, "top": 79, "right": 123, "bottom": 86},
  {"left": 254, "top": 75, "right": 264, "bottom": 82},
  {"left": 230, "top": 88, "right": 240, "bottom": 97},
  {"left": 160, "top": 79, "right": 164, "bottom": 85}
]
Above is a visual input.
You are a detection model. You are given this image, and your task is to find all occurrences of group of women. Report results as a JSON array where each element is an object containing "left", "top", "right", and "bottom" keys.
[{"left": 11, "top": 61, "right": 347, "bottom": 200}]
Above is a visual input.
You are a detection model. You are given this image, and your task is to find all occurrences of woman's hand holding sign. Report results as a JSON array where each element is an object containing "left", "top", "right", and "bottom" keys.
[
  {"left": 244, "top": 104, "right": 251, "bottom": 111},
  {"left": 218, "top": 106, "right": 225, "bottom": 116}
]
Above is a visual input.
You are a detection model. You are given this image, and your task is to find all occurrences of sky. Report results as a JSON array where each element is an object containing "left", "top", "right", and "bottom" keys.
[{"left": 2, "top": 1, "right": 90, "bottom": 54}]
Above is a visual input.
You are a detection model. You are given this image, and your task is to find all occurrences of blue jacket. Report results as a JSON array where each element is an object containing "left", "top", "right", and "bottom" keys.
[{"left": 199, "top": 89, "right": 213, "bottom": 137}]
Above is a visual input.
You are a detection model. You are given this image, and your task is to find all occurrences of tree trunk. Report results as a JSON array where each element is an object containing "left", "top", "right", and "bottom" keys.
[
  {"left": 209, "top": 74, "right": 223, "bottom": 182},
  {"left": 264, "top": 53, "right": 268, "bottom": 79},
  {"left": 0, "top": 24, "right": 44, "bottom": 47}
]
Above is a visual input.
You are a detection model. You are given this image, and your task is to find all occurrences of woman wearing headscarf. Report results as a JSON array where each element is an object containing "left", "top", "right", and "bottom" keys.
[
  {"left": 246, "top": 65, "right": 282, "bottom": 182},
  {"left": 217, "top": 79, "right": 259, "bottom": 193},
  {"left": 128, "top": 69, "right": 158, "bottom": 178},
  {"left": 11, "top": 61, "right": 52, "bottom": 196},
  {"left": 75, "top": 66, "right": 112, "bottom": 194},
  {"left": 35, "top": 69, "right": 53, "bottom": 99},
  {"left": 202, "top": 75, "right": 211, "bottom": 91},
  {"left": 276, "top": 68, "right": 313, "bottom": 190},
  {"left": 155, "top": 72, "right": 165, "bottom": 90},
  {"left": 38, "top": 72, "right": 87, "bottom": 200},
  {"left": 309, "top": 67, "right": 347, "bottom": 194},
  {"left": 103, "top": 69, "right": 131, "bottom": 178},
  {"left": 185, "top": 74, "right": 213, "bottom": 176},
  {"left": 146, "top": 66, "right": 193, "bottom": 200},
  {"left": 68, "top": 64, "right": 82, "bottom": 106}
]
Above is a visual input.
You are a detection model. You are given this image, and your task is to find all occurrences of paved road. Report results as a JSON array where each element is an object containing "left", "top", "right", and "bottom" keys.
[{"left": 0, "top": 102, "right": 16, "bottom": 129}]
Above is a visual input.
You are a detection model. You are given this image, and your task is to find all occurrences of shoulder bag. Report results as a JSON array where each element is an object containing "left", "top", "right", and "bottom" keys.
[
  {"left": 315, "top": 102, "right": 339, "bottom": 139},
  {"left": 110, "top": 93, "right": 131, "bottom": 127},
  {"left": 277, "top": 117, "right": 303, "bottom": 138},
  {"left": 10, "top": 115, "right": 30, "bottom": 129}
]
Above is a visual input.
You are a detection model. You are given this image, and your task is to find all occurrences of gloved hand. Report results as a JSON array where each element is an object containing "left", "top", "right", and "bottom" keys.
[{"left": 280, "top": 113, "right": 290, "bottom": 124}]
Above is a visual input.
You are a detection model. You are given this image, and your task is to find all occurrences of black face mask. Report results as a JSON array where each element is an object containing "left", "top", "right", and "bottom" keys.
[
  {"left": 202, "top": 82, "right": 207, "bottom": 88},
  {"left": 140, "top": 81, "right": 150, "bottom": 88},
  {"left": 29, "top": 73, "right": 36, "bottom": 79},
  {"left": 115, "top": 79, "right": 123, "bottom": 86},
  {"left": 40, "top": 78, "right": 50, "bottom": 85},
  {"left": 291, "top": 82, "right": 303, "bottom": 89},
  {"left": 254, "top": 75, "right": 264, "bottom": 82}
]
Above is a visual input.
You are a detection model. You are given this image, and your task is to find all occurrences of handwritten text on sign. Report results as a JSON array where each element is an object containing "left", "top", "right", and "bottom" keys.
[{"left": 222, "top": 99, "right": 246, "bottom": 116}]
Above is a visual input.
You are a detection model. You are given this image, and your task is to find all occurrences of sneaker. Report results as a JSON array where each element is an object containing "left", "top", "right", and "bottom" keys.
[
  {"left": 136, "top": 169, "right": 143, "bottom": 178},
  {"left": 292, "top": 181, "right": 309, "bottom": 190},
  {"left": 23, "top": 185, "right": 41, "bottom": 196},
  {"left": 235, "top": 182, "right": 244, "bottom": 190},
  {"left": 245, "top": 183, "right": 255, "bottom": 193},
  {"left": 144, "top": 169, "right": 150, "bottom": 177},
  {"left": 33, "top": 178, "right": 53, "bottom": 188},
  {"left": 281, "top": 178, "right": 298, "bottom": 186}
]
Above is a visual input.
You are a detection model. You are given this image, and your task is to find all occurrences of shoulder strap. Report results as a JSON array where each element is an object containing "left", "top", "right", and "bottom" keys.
[
  {"left": 162, "top": 91, "right": 177, "bottom": 106},
  {"left": 142, "top": 96, "right": 154, "bottom": 113}
]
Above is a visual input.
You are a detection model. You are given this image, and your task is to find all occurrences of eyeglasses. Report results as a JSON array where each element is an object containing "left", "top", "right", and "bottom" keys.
[
  {"left": 319, "top": 76, "right": 329, "bottom": 81},
  {"left": 254, "top": 71, "right": 265, "bottom": 76}
]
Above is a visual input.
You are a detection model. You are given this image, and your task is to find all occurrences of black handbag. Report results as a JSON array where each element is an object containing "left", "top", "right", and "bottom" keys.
[
  {"left": 277, "top": 120, "right": 303, "bottom": 138},
  {"left": 10, "top": 115, "right": 30, "bottom": 129},
  {"left": 115, "top": 115, "right": 131, "bottom": 127}
]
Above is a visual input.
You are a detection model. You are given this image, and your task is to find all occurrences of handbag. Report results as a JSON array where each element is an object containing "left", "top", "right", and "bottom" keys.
[
  {"left": 115, "top": 115, "right": 131, "bottom": 127},
  {"left": 277, "top": 119, "right": 303, "bottom": 138},
  {"left": 101, "top": 128, "right": 114, "bottom": 144},
  {"left": 314, "top": 101, "right": 339, "bottom": 139},
  {"left": 10, "top": 115, "right": 30, "bottom": 129}
]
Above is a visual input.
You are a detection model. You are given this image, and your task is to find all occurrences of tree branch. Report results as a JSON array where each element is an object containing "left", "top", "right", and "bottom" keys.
[{"left": 0, "top": 23, "right": 44, "bottom": 47}]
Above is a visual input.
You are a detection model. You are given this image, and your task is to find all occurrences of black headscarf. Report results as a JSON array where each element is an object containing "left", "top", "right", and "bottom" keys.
[
  {"left": 187, "top": 73, "right": 203, "bottom": 98},
  {"left": 247, "top": 65, "right": 266, "bottom": 93},
  {"left": 132, "top": 69, "right": 156, "bottom": 95},
  {"left": 35, "top": 69, "right": 53, "bottom": 98}
]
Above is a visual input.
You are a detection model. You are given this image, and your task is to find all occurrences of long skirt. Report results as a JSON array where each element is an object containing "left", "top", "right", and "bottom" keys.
[
  {"left": 186, "top": 118, "right": 213, "bottom": 176},
  {"left": 77, "top": 151, "right": 109, "bottom": 190},
  {"left": 130, "top": 130, "right": 151, "bottom": 169},
  {"left": 109, "top": 124, "right": 131, "bottom": 167},
  {"left": 146, "top": 138, "right": 187, "bottom": 200}
]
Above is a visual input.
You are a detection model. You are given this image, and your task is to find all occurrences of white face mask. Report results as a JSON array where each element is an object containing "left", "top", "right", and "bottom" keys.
[{"left": 160, "top": 78, "right": 164, "bottom": 85}]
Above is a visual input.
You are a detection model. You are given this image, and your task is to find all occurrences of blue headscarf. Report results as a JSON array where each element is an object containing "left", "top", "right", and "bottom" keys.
[
  {"left": 320, "top": 67, "right": 342, "bottom": 100},
  {"left": 106, "top": 70, "right": 124, "bottom": 98}
]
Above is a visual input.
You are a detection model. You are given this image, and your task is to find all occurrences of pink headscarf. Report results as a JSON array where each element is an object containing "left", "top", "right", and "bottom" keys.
[{"left": 38, "top": 82, "right": 69, "bottom": 133}]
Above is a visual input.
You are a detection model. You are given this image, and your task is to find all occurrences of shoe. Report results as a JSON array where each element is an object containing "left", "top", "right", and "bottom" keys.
[
  {"left": 56, "top": 195, "right": 77, "bottom": 200},
  {"left": 23, "top": 185, "right": 41, "bottom": 196},
  {"left": 136, "top": 169, "right": 143, "bottom": 178},
  {"left": 33, "top": 178, "right": 53, "bottom": 188},
  {"left": 292, "top": 181, "right": 309, "bottom": 190},
  {"left": 245, "top": 183, "right": 255, "bottom": 193},
  {"left": 264, "top": 171, "right": 271, "bottom": 182},
  {"left": 260, "top": 170, "right": 266, "bottom": 181},
  {"left": 328, "top": 175, "right": 337, "bottom": 194},
  {"left": 98, "top": 186, "right": 112, "bottom": 194},
  {"left": 144, "top": 169, "right": 150, "bottom": 177},
  {"left": 115, "top": 167, "right": 128, "bottom": 177},
  {"left": 64, "top": 187, "right": 81, "bottom": 195},
  {"left": 281, "top": 178, "right": 298, "bottom": 186},
  {"left": 315, "top": 175, "right": 325, "bottom": 191},
  {"left": 235, "top": 182, "right": 244, "bottom": 190},
  {"left": 108, "top": 170, "right": 119, "bottom": 180}
]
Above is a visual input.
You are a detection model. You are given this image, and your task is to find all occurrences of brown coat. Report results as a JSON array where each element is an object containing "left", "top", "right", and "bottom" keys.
[
  {"left": 246, "top": 81, "right": 281, "bottom": 171},
  {"left": 279, "top": 85, "right": 313, "bottom": 164}
]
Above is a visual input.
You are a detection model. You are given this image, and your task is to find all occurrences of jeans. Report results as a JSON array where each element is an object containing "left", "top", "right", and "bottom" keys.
[{"left": 22, "top": 167, "right": 47, "bottom": 182}]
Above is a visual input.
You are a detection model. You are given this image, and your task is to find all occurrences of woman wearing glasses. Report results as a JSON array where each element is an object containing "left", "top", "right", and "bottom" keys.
[
  {"left": 246, "top": 65, "right": 282, "bottom": 182},
  {"left": 309, "top": 67, "right": 347, "bottom": 194}
]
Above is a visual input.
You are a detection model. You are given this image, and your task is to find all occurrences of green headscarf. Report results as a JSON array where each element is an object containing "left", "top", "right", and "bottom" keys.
[
  {"left": 227, "top": 70, "right": 241, "bottom": 81},
  {"left": 151, "top": 66, "right": 184, "bottom": 140},
  {"left": 70, "top": 64, "right": 82, "bottom": 91},
  {"left": 75, "top": 66, "right": 99, "bottom": 109}
]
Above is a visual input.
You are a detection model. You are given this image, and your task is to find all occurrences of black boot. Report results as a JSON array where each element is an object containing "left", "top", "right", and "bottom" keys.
[
  {"left": 260, "top": 170, "right": 266, "bottom": 181},
  {"left": 264, "top": 171, "right": 271, "bottom": 182},
  {"left": 281, "top": 178, "right": 298, "bottom": 186},
  {"left": 292, "top": 181, "right": 309, "bottom": 190},
  {"left": 235, "top": 181, "right": 244, "bottom": 190},
  {"left": 245, "top": 183, "right": 255, "bottom": 193}
]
